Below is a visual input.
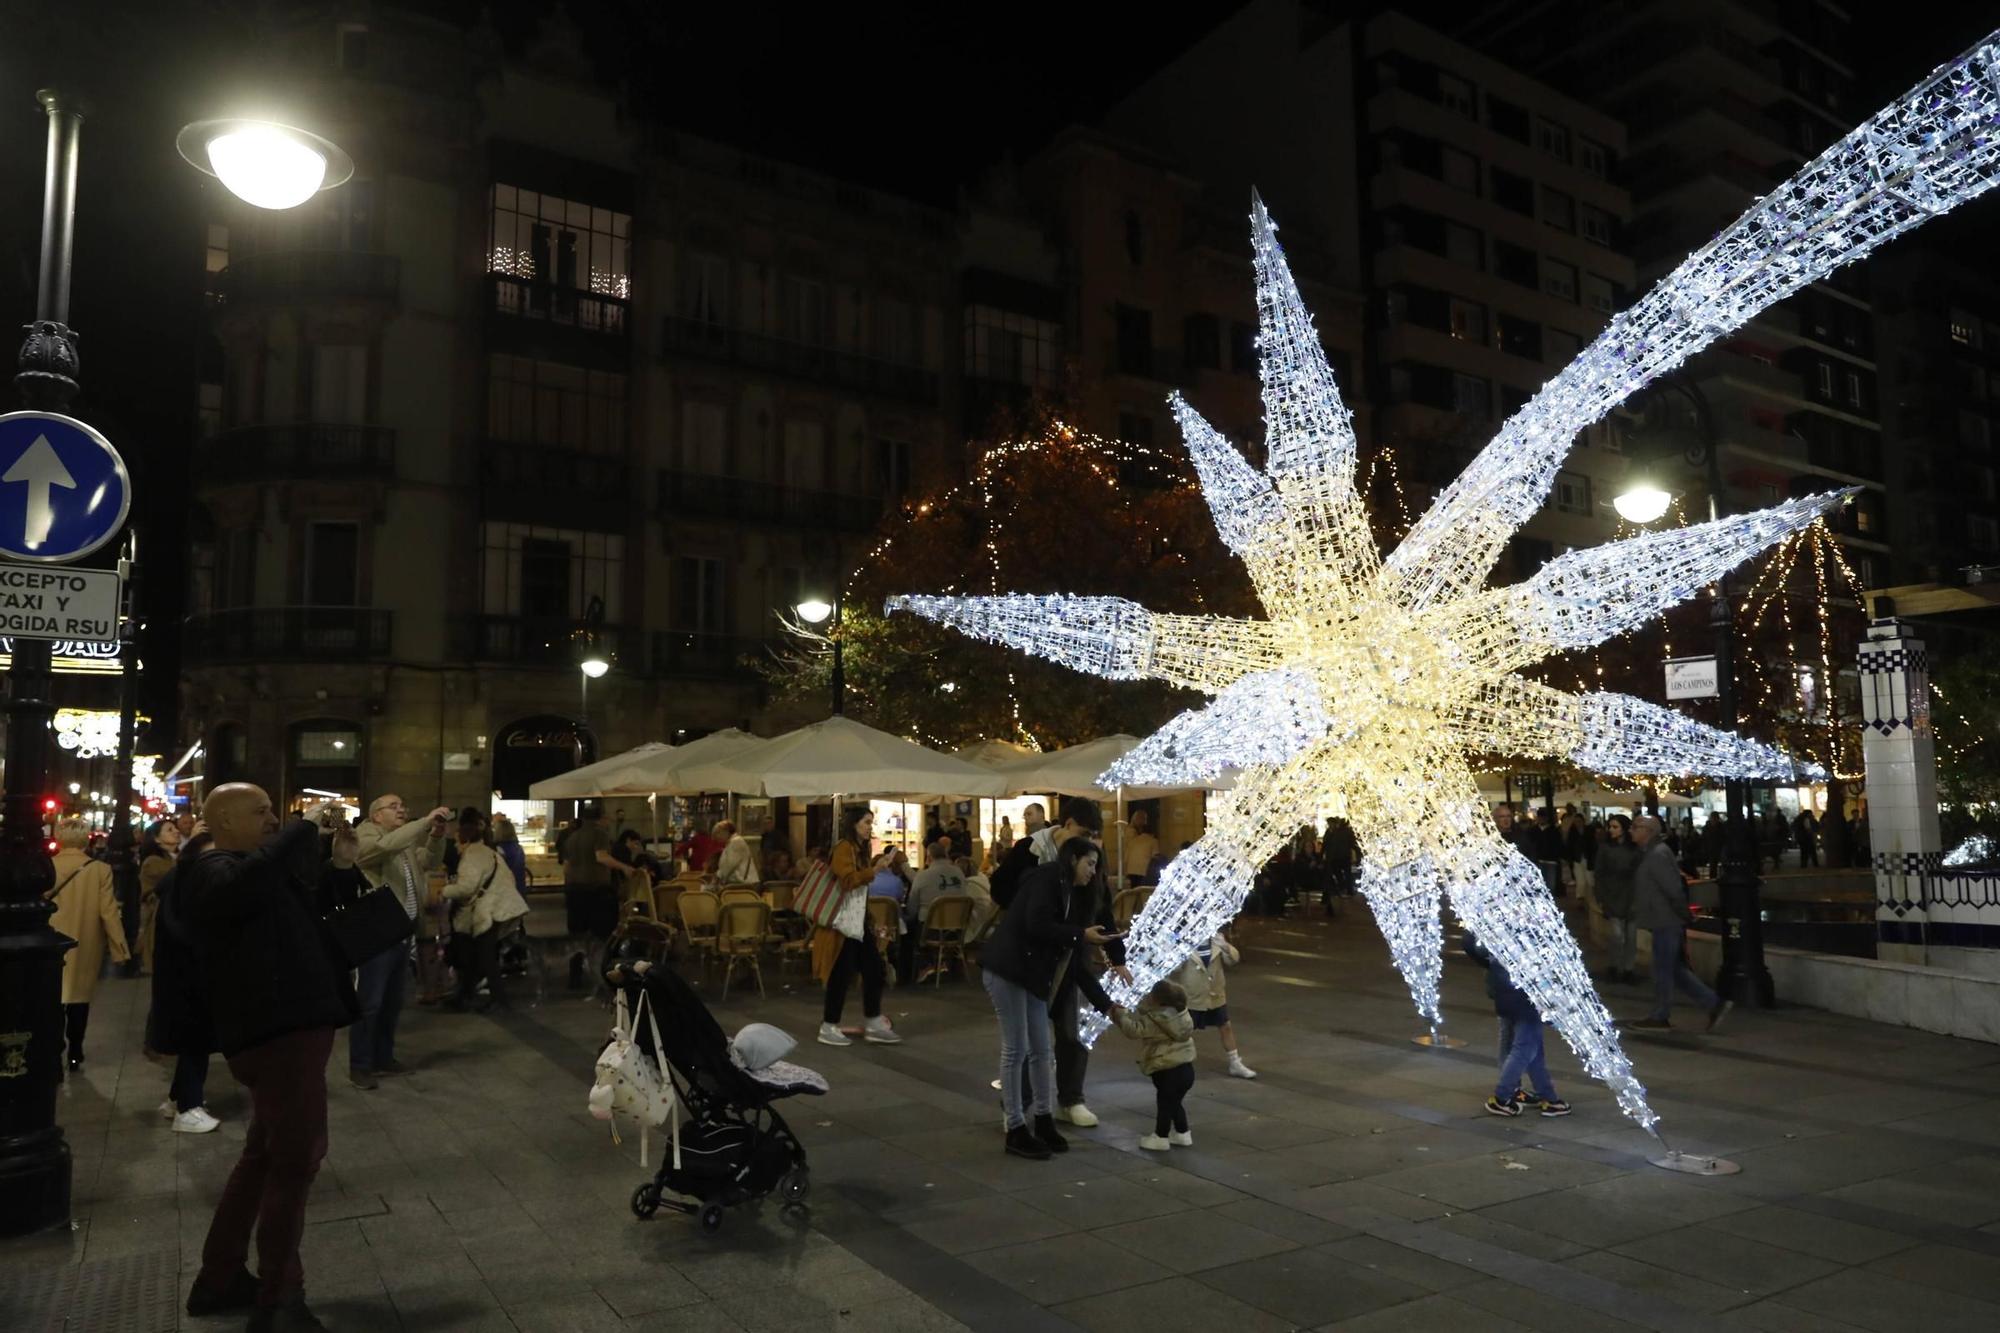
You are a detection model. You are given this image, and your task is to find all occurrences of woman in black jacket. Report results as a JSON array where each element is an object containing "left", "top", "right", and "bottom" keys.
[
  {"left": 979, "top": 836, "right": 1118, "bottom": 1161},
  {"left": 147, "top": 833, "right": 221, "bottom": 1132}
]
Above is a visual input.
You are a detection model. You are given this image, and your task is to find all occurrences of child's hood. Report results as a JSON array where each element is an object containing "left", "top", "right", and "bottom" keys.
[{"left": 1140, "top": 1002, "right": 1194, "bottom": 1041}]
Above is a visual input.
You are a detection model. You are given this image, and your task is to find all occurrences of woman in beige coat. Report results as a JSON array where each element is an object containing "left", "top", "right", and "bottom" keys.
[
  {"left": 49, "top": 820, "right": 131, "bottom": 1070},
  {"left": 442, "top": 810, "right": 530, "bottom": 1011}
]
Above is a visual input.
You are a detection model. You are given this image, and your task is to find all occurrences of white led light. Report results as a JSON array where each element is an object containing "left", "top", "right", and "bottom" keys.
[
  {"left": 206, "top": 127, "right": 328, "bottom": 210},
  {"left": 1613, "top": 485, "right": 1672, "bottom": 524},
  {"left": 888, "top": 31, "right": 2000, "bottom": 1136}
]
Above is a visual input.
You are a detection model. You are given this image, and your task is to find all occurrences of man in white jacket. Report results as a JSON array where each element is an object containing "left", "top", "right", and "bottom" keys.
[
  {"left": 348, "top": 795, "right": 449, "bottom": 1089},
  {"left": 712, "top": 820, "right": 760, "bottom": 885}
]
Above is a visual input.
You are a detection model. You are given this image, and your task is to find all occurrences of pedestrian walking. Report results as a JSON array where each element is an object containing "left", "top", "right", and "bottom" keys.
[
  {"left": 48, "top": 819, "right": 130, "bottom": 1072},
  {"left": 1794, "top": 809, "right": 1820, "bottom": 868},
  {"left": 1463, "top": 929, "right": 1570, "bottom": 1117},
  {"left": 180, "top": 785, "right": 358, "bottom": 1331},
  {"left": 442, "top": 809, "right": 529, "bottom": 1011},
  {"left": 147, "top": 828, "right": 221, "bottom": 1134},
  {"left": 816, "top": 807, "right": 902, "bottom": 1047},
  {"left": 350, "top": 794, "right": 450, "bottom": 1089},
  {"left": 1594, "top": 814, "right": 1643, "bottom": 984},
  {"left": 1624, "top": 815, "right": 1731, "bottom": 1033},
  {"left": 562, "top": 802, "right": 620, "bottom": 988},
  {"left": 1172, "top": 929, "right": 1255, "bottom": 1078},
  {"left": 1112, "top": 977, "right": 1198, "bottom": 1150},
  {"left": 136, "top": 818, "right": 182, "bottom": 974},
  {"left": 978, "top": 835, "right": 1119, "bottom": 1159}
]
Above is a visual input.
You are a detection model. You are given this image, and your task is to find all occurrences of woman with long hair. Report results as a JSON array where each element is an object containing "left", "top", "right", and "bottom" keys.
[
  {"left": 815, "top": 807, "right": 902, "bottom": 1047},
  {"left": 1594, "top": 814, "right": 1643, "bottom": 984},
  {"left": 136, "top": 817, "right": 183, "bottom": 973}
]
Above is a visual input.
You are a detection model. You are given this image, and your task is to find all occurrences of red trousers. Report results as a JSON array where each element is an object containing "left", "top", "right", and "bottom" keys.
[{"left": 196, "top": 1026, "right": 335, "bottom": 1307}]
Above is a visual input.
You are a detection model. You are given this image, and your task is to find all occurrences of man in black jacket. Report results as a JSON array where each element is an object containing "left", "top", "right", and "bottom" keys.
[{"left": 181, "top": 785, "right": 357, "bottom": 1332}]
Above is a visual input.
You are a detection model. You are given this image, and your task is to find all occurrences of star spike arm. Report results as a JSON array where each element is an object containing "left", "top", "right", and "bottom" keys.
[
  {"left": 1098, "top": 667, "right": 1334, "bottom": 788},
  {"left": 883, "top": 593, "right": 1294, "bottom": 693},
  {"left": 1355, "top": 858, "right": 1445, "bottom": 1028},
  {"left": 1167, "top": 392, "right": 1284, "bottom": 558},
  {"left": 1424, "top": 491, "right": 1851, "bottom": 676},
  {"left": 1385, "top": 30, "right": 2000, "bottom": 610},
  {"left": 1450, "top": 675, "right": 1821, "bottom": 781}
]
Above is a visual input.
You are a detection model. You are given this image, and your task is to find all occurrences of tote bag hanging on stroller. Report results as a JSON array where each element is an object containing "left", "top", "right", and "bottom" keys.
[{"left": 589, "top": 985, "right": 679, "bottom": 1168}]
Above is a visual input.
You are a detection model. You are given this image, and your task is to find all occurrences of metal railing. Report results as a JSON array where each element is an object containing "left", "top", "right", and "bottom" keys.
[
  {"left": 214, "top": 251, "right": 401, "bottom": 306},
  {"left": 657, "top": 472, "right": 886, "bottom": 533},
  {"left": 659, "top": 315, "right": 938, "bottom": 402},
  {"left": 488, "top": 273, "right": 629, "bottom": 337},
  {"left": 183, "top": 607, "right": 392, "bottom": 661},
  {"left": 197, "top": 423, "right": 396, "bottom": 480},
  {"left": 481, "top": 439, "right": 631, "bottom": 500},
  {"left": 459, "top": 615, "right": 638, "bottom": 667}
]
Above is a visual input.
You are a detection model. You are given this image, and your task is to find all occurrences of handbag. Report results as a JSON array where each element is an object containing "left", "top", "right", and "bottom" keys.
[
  {"left": 589, "top": 985, "right": 679, "bottom": 1168},
  {"left": 451, "top": 861, "right": 500, "bottom": 933},
  {"left": 323, "top": 886, "right": 416, "bottom": 968},
  {"left": 792, "top": 858, "right": 849, "bottom": 928}
]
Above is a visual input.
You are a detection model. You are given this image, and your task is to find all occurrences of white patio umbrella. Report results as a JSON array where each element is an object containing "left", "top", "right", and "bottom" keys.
[
  {"left": 673, "top": 715, "right": 1009, "bottom": 800},
  {"left": 601, "top": 728, "right": 762, "bottom": 796},
  {"left": 998, "top": 735, "right": 1219, "bottom": 887},
  {"left": 956, "top": 738, "right": 1036, "bottom": 861},
  {"left": 527, "top": 741, "right": 676, "bottom": 800}
]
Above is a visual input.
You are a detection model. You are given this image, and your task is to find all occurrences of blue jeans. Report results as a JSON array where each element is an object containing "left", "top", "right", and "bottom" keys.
[
  {"left": 1496, "top": 1014, "right": 1558, "bottom": 1102},
  {"left": 350, "top": 946, "right": 407, "bottom": 1073},
  {"left": 1649, "top": 923, "right": 1719, "bottom": 1020},
  {"left": 984, "top": 970, "right": 1053, "bottom": 1130},
  {"left": 170, "top": 1051, "right": 210, "bottom": 1113}
]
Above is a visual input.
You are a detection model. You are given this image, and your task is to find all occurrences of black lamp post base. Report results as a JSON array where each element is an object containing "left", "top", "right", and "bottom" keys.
[{"left": 0, "top": 1130, "right": 72, "bottom": 1238}]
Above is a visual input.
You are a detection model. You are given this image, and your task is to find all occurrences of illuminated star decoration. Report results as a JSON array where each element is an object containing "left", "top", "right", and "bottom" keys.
[{"left": 890, "top": 32, "right": 2000, "bottom": 1132}]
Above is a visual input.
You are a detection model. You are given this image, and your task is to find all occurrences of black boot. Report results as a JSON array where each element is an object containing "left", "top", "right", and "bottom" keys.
[
  {"left": 1005, "top": 1125, "right": 1052, "bottom": 1160},
  {"left": 1033, "top": 1113, "right": 1069, "bottom": 1153}
]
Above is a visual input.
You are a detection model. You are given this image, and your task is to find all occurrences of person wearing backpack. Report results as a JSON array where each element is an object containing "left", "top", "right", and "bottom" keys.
[
  {"left": 47, "top": 818, "right": 131, "bottom": 1073},
  {"left": 442, "top": 809, "right": 530, "bottom": 1012}
]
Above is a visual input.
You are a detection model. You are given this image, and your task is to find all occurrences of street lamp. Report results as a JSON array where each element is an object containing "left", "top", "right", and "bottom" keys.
[
  {"left": 1612, "top": 374, "right": 1773, "bottom": 1009},
  {"left": 795, "top": 595, "right": 845, "bottom": 716},
  {"left": 579, "top": 655, "right": 610, "bottom": 679},
  {"left": 1, "top": 91, "right": 351, "bottom": 1239}
]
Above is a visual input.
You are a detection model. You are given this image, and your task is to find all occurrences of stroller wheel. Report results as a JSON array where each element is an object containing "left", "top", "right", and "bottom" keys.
[
  {"left": 630, "top": 1184, "right": 660, "bottom": 1220},
  {"left": 699, "top": 1202, "right": 726, "bottom": 1234},
  {"left": 782, "top": 1167, "right": 810, "bottom": 1203}
]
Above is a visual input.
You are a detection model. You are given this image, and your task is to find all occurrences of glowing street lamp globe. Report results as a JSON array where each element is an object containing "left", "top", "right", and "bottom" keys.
[
  {"left": 795, "top": 598, "right": 835, "bottom": 626},
  {"left": 579, "top": 656, "right": 610, "bottom": 680},
  {"left": 176, "top": 119, "right": 354, "bottom": 210},
  {"left": 1613, "top": 484, "right": 1673, "bottom": 525}
]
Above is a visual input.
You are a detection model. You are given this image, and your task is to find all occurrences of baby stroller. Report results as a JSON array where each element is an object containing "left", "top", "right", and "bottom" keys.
[{"left": 604, "top": 955, "right": 824, "bottom": 1233}]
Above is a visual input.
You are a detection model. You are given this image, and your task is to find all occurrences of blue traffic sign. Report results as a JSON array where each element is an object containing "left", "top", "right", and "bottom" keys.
[{"left": 0, "top": 412, "right": 131, "bottom": 563}]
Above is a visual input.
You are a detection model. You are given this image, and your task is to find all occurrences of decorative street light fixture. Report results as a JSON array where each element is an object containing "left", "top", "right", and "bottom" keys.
[
  {"left": 579, "top": 655, "right": 610, "bottom": 679},
  {"left": 0, "top": 91, "right": 350, "bottom": 1239},
  {"left": 1612, "top": 374, "right": 1774, "bottom": 1010},
  {"left": 795, "top": 595, "right": 845, "bottom": 716}
]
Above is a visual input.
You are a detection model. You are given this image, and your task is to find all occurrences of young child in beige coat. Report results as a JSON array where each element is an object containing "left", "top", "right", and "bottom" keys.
[
  {"left": 1171, "top": 930, "right": 1255, "bottom": 1078},
  {"left": 1112, "top": 978, "right": 1197, "bottom": 1151}
]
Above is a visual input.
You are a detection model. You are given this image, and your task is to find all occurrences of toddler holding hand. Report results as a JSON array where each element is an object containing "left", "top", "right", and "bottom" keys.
[{"left": 1113, "top": 978, "right": 1197, "bottom": 1150}]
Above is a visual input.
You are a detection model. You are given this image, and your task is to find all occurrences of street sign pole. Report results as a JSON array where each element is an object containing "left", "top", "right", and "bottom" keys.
[{"left": 0, "top": 89, "right": 82, "bottom": 1237}]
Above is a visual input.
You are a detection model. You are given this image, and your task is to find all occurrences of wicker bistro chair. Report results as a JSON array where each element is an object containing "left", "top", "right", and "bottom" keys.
[
  {"left": 620, "top": 865, "right": 658, "bottom": 919},
  {"left": 609, "top": 914, "right": 675, "bottom": 969},
  {"left": 717, "top": 885, "right": 764, "bottom": 909},
  {"left": 761, "top": 881, "right": 798, "bottom": 913},
  {"left": 916, "top": 894, "right": 975, "bottom": 986},
  {"left": 677, "top": 889, "right": 722, "bottom": 970},
  {"left": 1110, "top": 887, "right": 1149, "bottom": 930},
  {"left": 715, "top": 899, "right": 773, "bottom": 1000},
  {"left": 653, "top": 885, "right": 685, "bottom": 927}
]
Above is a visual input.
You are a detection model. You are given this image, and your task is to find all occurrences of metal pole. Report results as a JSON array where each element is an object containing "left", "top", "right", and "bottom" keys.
[
  {"left": 108, "top": 534, "right": 141, "bottom": 974},
  {"left": 0, "top": 89, "right": 83, "bottom": 1238}
]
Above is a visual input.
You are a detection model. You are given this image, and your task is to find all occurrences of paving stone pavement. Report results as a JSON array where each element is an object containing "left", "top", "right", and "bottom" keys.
[{"left": 6, "top": 899, "right": 2000, "bottom": 1331}]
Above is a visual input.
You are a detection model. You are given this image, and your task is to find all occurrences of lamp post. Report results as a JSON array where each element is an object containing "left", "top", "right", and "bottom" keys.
[
  {"left": 1613, "top": 373, "right": 1774, "bottom": 1009},
  {"left": 0, "top": 96, "right": 351, "bottom": 1238},
  {"left": 796, "top": 594, "right": 844, "bottom": 716}
]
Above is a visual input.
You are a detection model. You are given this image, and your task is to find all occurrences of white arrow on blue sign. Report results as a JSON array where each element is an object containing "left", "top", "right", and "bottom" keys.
[{"left": 0, "top": 411, "right": 131, "bottom": 563}]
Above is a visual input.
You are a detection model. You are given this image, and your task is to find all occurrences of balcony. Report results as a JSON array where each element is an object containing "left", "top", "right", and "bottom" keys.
[
  {"left": 214, "top": 251, "right": 400, "bottom": 307},
  {"left": 660, "top": 315, "right": 939, "bottom": 404},
  {"left": 488, "top": 274, "right": 628, "bottom": 358},
  {"left": 652, "top": 631, "right": 769, "bottom": 678},
  {"left": 480, "top": 440, "right": 632, "bottom": 527},
  {"left": 197, "top": 424, "right": 396, "bottom": 483},
  {"left": 658, "top": 472, "right": 887, "bottom": 534},
  {"left": 183, "top": 607, "right": 392, "bottom": 662},
  {"left": 458, "top": 615, "right": 640, "bottom": 668}
]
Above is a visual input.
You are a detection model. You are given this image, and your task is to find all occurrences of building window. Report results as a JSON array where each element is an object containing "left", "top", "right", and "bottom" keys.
[
  {"left": 1970, "top": 514, "right": 1999, "bottom": 552},
  {"left": 683, "top": 253, "right": 728, "bottom": 327},
  {"left": 1582, "top": 271, "right": 1615, "bottom": 313},
  {"left": 1554, "top": 471, "right": 1592, "bottom": 515},
  {"left": 197, "top": 383, "right": 223, "bottom": 440},
  {"left": 964, "top": 305, "right": 1059, "bottom": 388},
  {"left": 1497, "top": 313, "right": 1541, "bottom": 360},
  {"left": 1117, "top": 411, "right": 1155, "bottom": 447},
  {"left": 487, "top": 356, "right": 627, "bottom": 454},
  {"left": 673, "top": 555, "right": 728, "bottom": 633},
  {"left": 1115, "top": 304, "right": 1154, "bottom": 377},
  {"left": 312, "top": 179, "right": 375, "bottom": 251},
  {"left": 1577, "top": 137, "right": 1609, "bottom": 179},
  {"left": 1184, "top": 313, "right": 1221, "bottom": 370},
  {"left": 1535, "top": 117, "right": 1570, "bottom": 162},
  {"left": 782, "top": 419, "right": 827, "bottom": 490},
  {"left": 1487, "top": 94, "right": 1529, "bottom": 142},
  {"left": 1452, "top": 373, "right": 1492, "bottom": 417},
  {"left": 305, "top": 521, "right": 359, "bottom": 606},
  {"left": 1539, "top": 187, "right": 1574, "bottom": 232},
  {"left": 782, "top": 274, "right": 827, "bottom": 346},
  {"left": 1490, "top": 167, "right": 1534, "bottom": 215},
  {"left": 1547, "top": 328, "right": 1582, "bottom": 363},
  {"left": 309, "top": 344, "right": 368, "bottom": 423},
  {"left": 1444, "top": 221, "right": 1483, "bottom": 269},
  {"left": 204, "top": 222, "right": 229, "bottom": 301},
  {"left": 1844, "top": 370, "right": 1863, "bottom": 409},
  {"left": 1540, "top": 257, "right": 1578, "bottom": 303},
  {"left": 1816, "top": 363, "right": 1834, "bottom": 397},
  {"left": 1437, "top": 72, "right": 1476, "bottom": 119},
  {"left": 877, "top": 439, "right": 911, "bottom": 497},
  {"left": 293, "top": 724, "right": 361, "bottom": 766},
  {"left": 1441, "top": 146, "right": 1479, "bottom": 193},
  {"left": 1494, "top": 239, "right": 1537, "bottom": 287},
  {"left": 1578, "top": 204, "right": 1612, "bottom": 245},
  {"left": 1230, "top": 320, "right": 1256, "bottom": 373},
  {"left": 487, "top": 184, "right": 631, "bottom": 300},
  {"left": 1948, "top": 309, "right": 1981, "bottom": 347},
  {"left": 480, "top": 523, "right": 624, "bottom": 620},
  {"left": 679, "top": 401, "right": 728, "bottom": 476},
  {"left": 1448, "top": 298, "right": 1487, "bottom": 343}
]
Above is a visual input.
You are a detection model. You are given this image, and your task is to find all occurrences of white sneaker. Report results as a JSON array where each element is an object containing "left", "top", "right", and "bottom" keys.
[
  {"left": 171, "top": 1107, "right": 220, "bottom": 1134},
  {"left": 1228, "top": 1055, "right": 1258, "bottom": 1079},
  {"left": 1168, "top": 1129, "right": 1194, "bottom": 1147},
  {"left": 157, "top": 1098, "right": 176, "bottom": 1119},
  {"left": 1138, "top": 1133, "right": 1171, "bottom": 1151},
  {"left": 1058, "top": 1103, "right": 1099, "bottom": 1127},
  {"left": 816, "top": 1023, "right": 852, "bottom": 1047},
  {"left": 862, "top": 1016, "right": 903, "bottom": 1045}
]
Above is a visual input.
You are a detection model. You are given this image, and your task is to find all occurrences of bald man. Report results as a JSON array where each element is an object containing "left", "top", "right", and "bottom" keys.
[{"left": 179, "top": 784, "right": 356, "bottom": 1327}]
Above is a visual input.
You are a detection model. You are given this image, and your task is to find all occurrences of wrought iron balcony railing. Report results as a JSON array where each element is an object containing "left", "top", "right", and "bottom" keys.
[
  {"left": 214, "top": 251, "right": 401, "bottom": 306},
  {"left": 660, "top": 315, "right": 938, "bottom": 402},
  {"left": 183, "top": 607, "right": 392, "bottom": 662},
  {"left": 197, "top": 423, "right": 396, "bottom": 482}
]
